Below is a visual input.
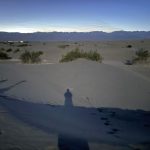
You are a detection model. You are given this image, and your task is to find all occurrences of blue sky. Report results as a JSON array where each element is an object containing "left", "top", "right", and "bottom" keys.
[{"left": 0, "top": 0, "right": 150, "bottom": 33}]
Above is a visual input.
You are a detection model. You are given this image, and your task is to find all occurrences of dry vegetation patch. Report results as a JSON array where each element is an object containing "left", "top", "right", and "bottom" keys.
[{"left": 60, "top": 48, "right": 102, "bottom": 63}]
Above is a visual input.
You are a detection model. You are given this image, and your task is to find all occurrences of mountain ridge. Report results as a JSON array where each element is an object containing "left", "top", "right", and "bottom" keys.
[{"left": 0, "top": 31, "right": 150, "bottom": 41}]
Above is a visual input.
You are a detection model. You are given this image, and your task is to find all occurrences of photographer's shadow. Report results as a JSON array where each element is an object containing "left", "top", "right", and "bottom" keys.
[
  {"left": 64, "top": 89, "right": 73, "bottom": 107},
  {"left": 0, "top": 83, "right": 90, "bottom": 150},
  {"left": 58, "top": 89, "right": 89, "bottom": 150}
]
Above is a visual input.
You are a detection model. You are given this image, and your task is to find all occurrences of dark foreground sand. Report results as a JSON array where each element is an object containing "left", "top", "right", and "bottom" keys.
[
  {"left": 0, "top": 60, "right": 150, "bottom": 150},
  {"left": 0, "top": 93, "right": 150, "bottom": 150}
]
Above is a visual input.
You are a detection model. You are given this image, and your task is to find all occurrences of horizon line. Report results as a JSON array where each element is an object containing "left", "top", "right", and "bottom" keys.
[{"left": 0, "top": 30, "right": 150, "bottom": 34}]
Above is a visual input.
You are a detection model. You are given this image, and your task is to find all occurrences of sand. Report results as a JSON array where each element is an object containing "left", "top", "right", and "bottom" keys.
[
  {"left": 0, "top": 59, "right": 150, "bottom": 110},
  {"left": 0, "top": 40, "right": 150, "bottom": 149}
]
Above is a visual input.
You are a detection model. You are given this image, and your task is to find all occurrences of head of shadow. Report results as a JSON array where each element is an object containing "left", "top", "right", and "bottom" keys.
[{"left": 64, "top": 89, "right": 73, "bottom": 107}]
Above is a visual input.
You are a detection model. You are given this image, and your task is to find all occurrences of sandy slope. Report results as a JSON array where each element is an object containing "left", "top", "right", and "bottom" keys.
[
  {"left": 0, "top": 40, "right": 150, "bottom": 149},
  {"left": 0, "top": 60, "right": 150, "bottom": 110},
  {"left": 0, "top": 93, "right": 150, "bottom": 150}
]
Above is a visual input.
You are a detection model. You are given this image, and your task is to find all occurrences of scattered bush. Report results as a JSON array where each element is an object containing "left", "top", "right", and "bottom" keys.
[
  {"left": 20, "top": 50, "right": 43, "bottom": 63},
  {"left": 38, "top": 51, "right": 43, "bottom": 55},
  {"left": 0, "top": 52, "right": 11, "bottom": 59},
  {"left": 127, "top": 45, "right": 132, "bottom": 48},
  {"left": 8, "top": 42, "right": 14, "bottom": 45},
  {"left": 60, "top": 48, "right": 102, "bottom": 63},
  {"left": 18, "top": 43, "right": 28, "bottom": 47},
  {"left": 20, "top": 51, "right": 30, "bottom": 63},
  {"left": 58, "top": 44, "right": 70, "bottom": 49},
  {"left": 0, "top": 48, "right": 5, "bottom": 51},
  {"left": 125, "top": 59, "right": 134, "bottom": 65},
  {"left": 0, "top": 42, "right": 8, "bottom": 44},
  {"left": 13, "top": 49, "right": 20, "bottom": 53},
  {"left": 134, "top": 48, "right": 149, "bottom": 62},
  {"left": 86, "top": 50, "right": 102, "bottom": 61},
  {"left": 6, "top": 48, "right": 12, "bottom": 52}
]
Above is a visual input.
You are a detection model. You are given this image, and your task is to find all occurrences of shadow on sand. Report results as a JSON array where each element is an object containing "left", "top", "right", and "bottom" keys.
[
  {"left": 58, "top": 89, "right": 89, "bottom": 150},
  {"left": 0, "top": 81, "right": 150, "bottom": 149},
  {"left": 0, "top": 82, "right": 90, "bottom": 149},
  {"left": 0, "top": 80, "right": 26, "bottom": 94}
]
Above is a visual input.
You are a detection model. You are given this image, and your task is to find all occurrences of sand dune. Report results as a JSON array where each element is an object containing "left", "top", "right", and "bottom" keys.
[
  {"left": 0, "top": 59, "right": 150, "bottom": 110},
  {"left": 0, "top": 90, "right": 150, "bottom": 150},
  {"left": 0, "top": 40, "right": 150, "bottom": 149}
]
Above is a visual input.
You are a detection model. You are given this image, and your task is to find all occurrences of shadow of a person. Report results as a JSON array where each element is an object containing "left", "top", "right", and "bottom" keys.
[
  {"left": 0, "top": 86, "right": 89, "bottom": 150},
  {"left": 64, "top": 89, "right": 73, "bottom": 107},
  {"left": 58, "top": 89, "right": 89, "bottom": 150}
]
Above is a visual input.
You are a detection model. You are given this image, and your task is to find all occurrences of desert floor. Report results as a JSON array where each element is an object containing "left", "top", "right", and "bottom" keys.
[{"left": 0, "top": 40, "right": 150, "bottom": 150}]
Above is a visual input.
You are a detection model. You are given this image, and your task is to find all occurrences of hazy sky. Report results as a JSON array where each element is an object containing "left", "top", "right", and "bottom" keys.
[{"left": 0, "top": 0, "right": 150, "bottom": 33}]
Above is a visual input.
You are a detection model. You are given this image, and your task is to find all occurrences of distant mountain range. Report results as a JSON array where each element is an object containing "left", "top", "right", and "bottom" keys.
[{"left": 0, "top": 31, "right": 150, "bottom": 41}]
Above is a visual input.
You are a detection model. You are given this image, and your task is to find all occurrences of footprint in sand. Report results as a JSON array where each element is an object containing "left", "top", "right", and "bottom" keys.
[
  {"left": 107, "top": 128, "right": 119, "bottom": 135},
  {"left": 107, "top": 131, "right": 115, "bottom": 134},
  {"left": 101, "top": 117, "right": 108, "bottom": 120},
  {"left": 104, "top": 121, "right": 111, "bottom": 126},
  {"left": 97, "top": 108, "right": 103, "bottom": 113},
  {"left": 112, "top": 128, "right": 119, "bottom": 132},
  {"left": 100, "top": 117, "right": 111, "bottom": 126},
  {"left": 109, "top": 111, "right": 116, "bottom": 117}
]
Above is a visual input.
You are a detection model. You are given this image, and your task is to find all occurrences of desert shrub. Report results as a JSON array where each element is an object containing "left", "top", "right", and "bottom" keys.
[
  {"left": 0, "top": 52, "right": 11, "bottom": 59},
  {"left": 18, "top": 43, "right": 28, "bottom": 47},
  {"left": 6, "top": 48, "right": 12, "bottom": 52},
  {"left": 60, "top": 48, "right": 102, "bottom": 63},
  {"left": 127, "top": 45, "right": 132, "bottom": 48},
  {"left": 86, "top": 50, "right": 102, "bottom": 61},
  {"left": 58, "top": 44, "right": 70, "bottom": 49},
  {"left": 30, "top": 52, "right": 41, "bottom": 63},
  {"left": 13, "top": 48, "right": 20, "bottom": 53},
  {"left": 134, "top": 48, "right": 149, "bottom": 62},
  {"left": 20, "top": 50, "right": 43, "bottom": 63},
  {"left": 0, "top": 42, "right": 8, "bottom": 44},
  {"left": 125, "top": 59, "right": 134, "bottom": 65},
  {"left": 0, "top": 48, "right": 5, "bottom": 51},
  {"left": 8, "top": 42, "right": 14, "bottom": 45},
  {"left": 30, "top": 51, "right": 43, "bottom": 63},
  {"left": 37, "top": 51, "right": 43, "bottom": 55},
  {"left": 20, "top": 51, "right": 30, "bottom": 63}
]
